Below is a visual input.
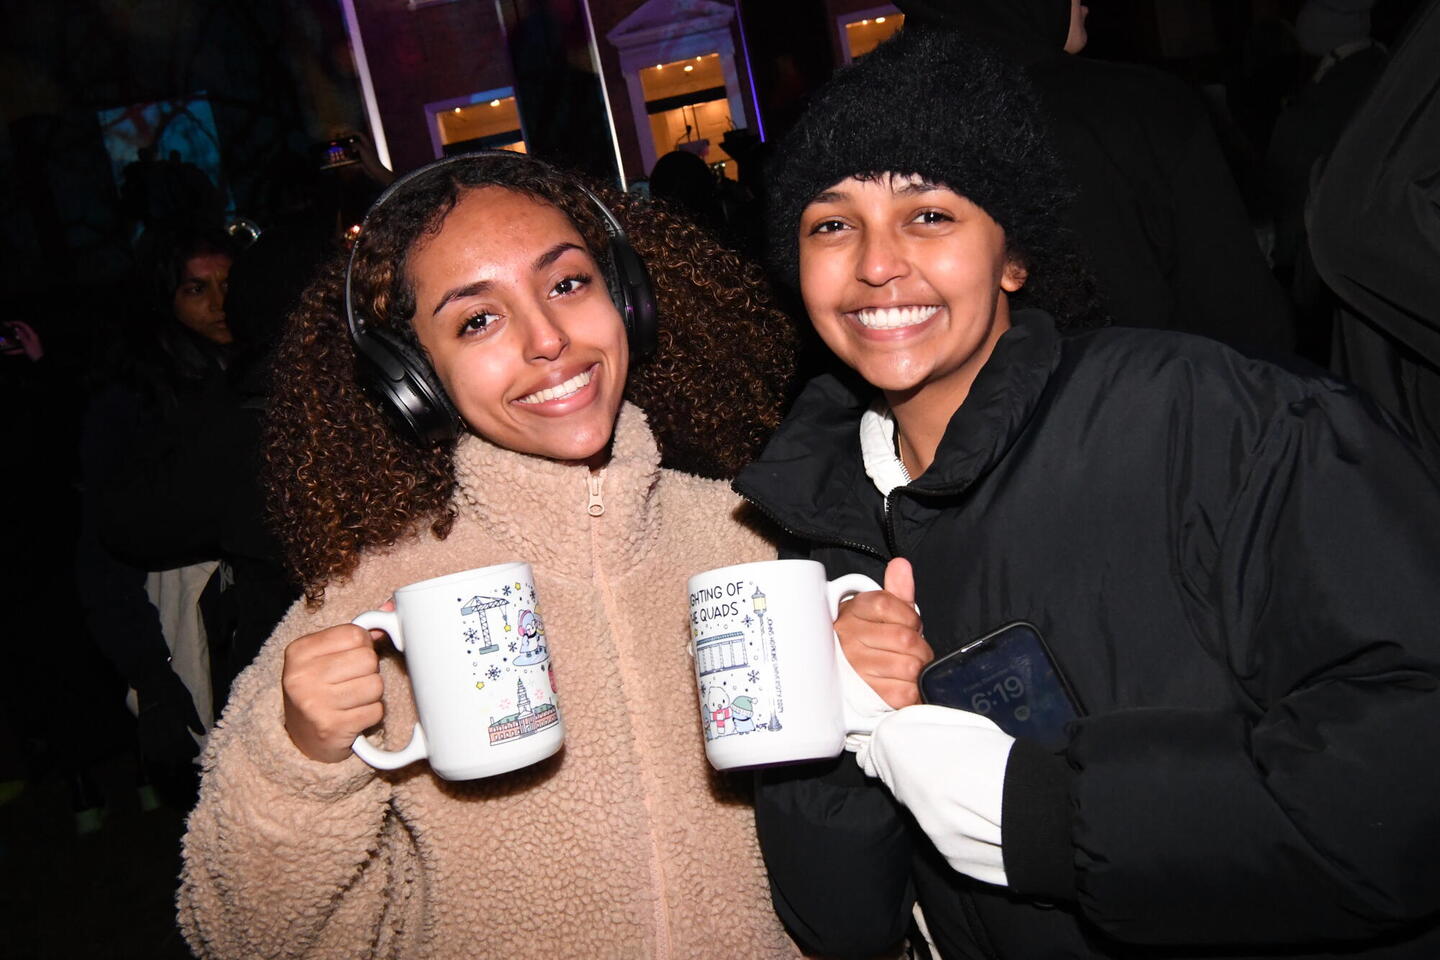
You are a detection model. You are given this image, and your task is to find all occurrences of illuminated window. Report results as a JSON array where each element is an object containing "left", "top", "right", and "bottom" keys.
[
  {"left": 840, "top": 6, "right": 904, "bottom": 63},
  {"left": 425, "top": 88, "right": 526, "bottom": 158}
]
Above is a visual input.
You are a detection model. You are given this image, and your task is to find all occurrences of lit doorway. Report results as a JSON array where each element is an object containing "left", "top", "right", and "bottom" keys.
[{"left": 639, "top": 53, "right": 735, "bottom": 179}]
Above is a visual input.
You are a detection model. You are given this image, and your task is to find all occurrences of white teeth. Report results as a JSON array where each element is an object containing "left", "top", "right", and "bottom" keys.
[
  {"left": 853, "top": 306, "right": 939, "bottom": 329},
  {"left": 517, "top": 368, "right": 593, "bottom": 404}
]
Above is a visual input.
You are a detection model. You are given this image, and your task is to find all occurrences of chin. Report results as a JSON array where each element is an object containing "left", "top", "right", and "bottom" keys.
[
  {"left": 528, "top": 417, "right": 617, "bottom": 463},
  {"left": 847, "top": 358, "right": 929, "bottom": 394}
]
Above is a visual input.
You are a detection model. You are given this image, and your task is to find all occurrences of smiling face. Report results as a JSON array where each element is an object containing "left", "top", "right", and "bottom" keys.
[
  {"left": 173, "top": 252, "right": 233, "bottom": 345},
  {"left": 798, "top": 174, "right": 1025, "bottom": 419},
  {"left": 407, "top": 186, "right": 628, "bottom": 462}
]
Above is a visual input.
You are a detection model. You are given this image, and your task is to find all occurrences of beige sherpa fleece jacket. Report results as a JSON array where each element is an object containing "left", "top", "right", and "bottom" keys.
[{"left": 177, "top": 404, "right": 801, "bottom": 959}]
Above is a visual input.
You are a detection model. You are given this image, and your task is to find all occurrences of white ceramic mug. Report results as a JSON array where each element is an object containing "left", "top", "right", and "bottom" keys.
[
  {"left": 688, "top": 558, "right": 883, "bottom": 770},
  {"left": 351, "top": 562, "right": 564, "bottom": 780}
]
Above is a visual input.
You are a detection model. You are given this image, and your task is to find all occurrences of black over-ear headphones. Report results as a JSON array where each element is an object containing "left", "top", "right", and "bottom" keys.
[{"left": 344, "top": 150, "right": 658, "bottom": 444}]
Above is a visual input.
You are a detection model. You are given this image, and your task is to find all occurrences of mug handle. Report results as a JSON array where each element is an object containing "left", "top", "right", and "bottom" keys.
[
  {"left": 824, "top": 574, "right": 892, "bottom": 736},
  {"left": 349, "top": 609, "right": 430, "bottom": 770}
]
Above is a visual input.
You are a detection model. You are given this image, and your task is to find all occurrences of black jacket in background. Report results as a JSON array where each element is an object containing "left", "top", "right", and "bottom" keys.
[
  {"left": 97, "top": 362, "right": 296, "bottom": 714},
  {"left": 733, "top": 310, "right": 1440, "bottom": 958},
  {"left": 1310, "top": 0, "right": 1440, "bottom": 467},
  {"left": 896, "top": 0, "right": 1296, "bottom": 353}
]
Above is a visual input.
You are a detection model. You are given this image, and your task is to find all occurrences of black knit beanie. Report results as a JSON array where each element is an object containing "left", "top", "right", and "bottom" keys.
[{"left": 767, "top": 27, "right": 1075, "bottom": 309}]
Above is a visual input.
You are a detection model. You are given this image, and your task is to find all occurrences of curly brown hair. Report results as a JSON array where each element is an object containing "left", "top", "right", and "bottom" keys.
[{"left": 263, "top": 154, "right": 798, "bottom": 603}]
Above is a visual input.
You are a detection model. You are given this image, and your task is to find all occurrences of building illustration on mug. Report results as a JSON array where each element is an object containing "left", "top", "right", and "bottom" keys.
[
  {"left": 694, "top": 579, "right": 781, "bottom": 739},
  {"left": 457, "top": 583, "right": 558, "bottom": 743},
  {"left": 488, "top": 677, "right": 559, "bottom": 744}
]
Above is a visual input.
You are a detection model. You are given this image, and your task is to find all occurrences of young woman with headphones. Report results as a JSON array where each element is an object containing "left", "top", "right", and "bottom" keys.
[{"left": 177, "top": 151, "right": 802, "bottom": 959}]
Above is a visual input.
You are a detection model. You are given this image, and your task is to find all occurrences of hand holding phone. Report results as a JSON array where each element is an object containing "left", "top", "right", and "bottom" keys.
[
  {"left": 919, "top": 621, "right": 1082, "bottom": 747},
  {"left": 315, "top": 135, "right": 362, "bottom": 171},
  {"left": 0, "top": 320, "right": 41, "bottom": 360}
]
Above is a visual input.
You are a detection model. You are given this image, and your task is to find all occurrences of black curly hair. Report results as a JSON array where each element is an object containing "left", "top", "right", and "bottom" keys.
[{"left": 767, "top": 27, "right": 1099, "bottom": 327}]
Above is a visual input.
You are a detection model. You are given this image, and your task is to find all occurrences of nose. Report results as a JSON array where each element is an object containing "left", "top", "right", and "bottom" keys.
[
  {"left": 207, "top": 281, "right": 226, "bottom": 318},
  {"left": 521, "top": 307, "right": 568, "bottom": 362},
  {"left": 856, "top": 227, "right": 908, "bottom": 286}
]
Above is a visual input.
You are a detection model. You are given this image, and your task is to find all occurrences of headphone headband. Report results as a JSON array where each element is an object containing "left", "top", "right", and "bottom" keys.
[{"left": 343, "top": 150, "right": 657, "bottom": 444}]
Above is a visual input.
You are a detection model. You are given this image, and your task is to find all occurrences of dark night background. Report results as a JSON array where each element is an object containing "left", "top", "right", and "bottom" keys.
[{"left": 0, "top": 0, "right": 1429, "bottom": 957}]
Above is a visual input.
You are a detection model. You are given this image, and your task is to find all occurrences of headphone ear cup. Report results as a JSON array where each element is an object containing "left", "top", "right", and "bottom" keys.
[
  {"left": 352, "top": 324, "right": 462, "bottom": 443},
  {"left": 604, "top": 236, "right": 658, "bottom": 358}
]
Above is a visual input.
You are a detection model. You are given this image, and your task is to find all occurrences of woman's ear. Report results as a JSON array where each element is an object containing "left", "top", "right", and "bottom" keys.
[{"left": 1001, "top": 258, "right": 1029, "bottom": 293}]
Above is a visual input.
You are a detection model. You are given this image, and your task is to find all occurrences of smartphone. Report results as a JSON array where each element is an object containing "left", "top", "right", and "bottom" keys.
[
  {"left": 315, "top": 135, "right": 362, "bottom": 170},
  {"left": 919, "top": 621, "right": 1082, "bottom": 747}
]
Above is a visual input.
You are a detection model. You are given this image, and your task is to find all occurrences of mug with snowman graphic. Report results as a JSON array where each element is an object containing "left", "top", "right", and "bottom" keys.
[
  {"left": 687, "top": 559, "right": 887, "bottom": 770},
  {"left": 351, "top": 562, "right": 564, "bottom": 780}
]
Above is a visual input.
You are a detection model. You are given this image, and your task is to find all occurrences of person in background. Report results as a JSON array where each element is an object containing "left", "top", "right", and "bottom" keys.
[
  {"left": 736, "top": 28, "right": 1440, "bottom": 959},
  {"left": 97, "top": 202, "right": 331, "bottom": 719},
  {"left": 177, "top": 152, "right": 802, "bottom": 959},
  {"left": 649, "top": 147, "right": 763, "bottom": 258},
  {"left": 894, "top": 0, "right": 1297, "bottom": 354},
  {"left": 1308, "top": 0, "right": 1440, "bottom": 467},
  {"left": 1267, "top": 0, "right": 1387, "bottom": 364},
  {"left": 77, "top": 225, "right": 238, "bottom": 810}
]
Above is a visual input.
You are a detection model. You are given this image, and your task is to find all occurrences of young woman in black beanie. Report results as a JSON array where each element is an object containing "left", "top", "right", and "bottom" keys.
[{"left": 734, "top": 27, "right": 1440, "bottom": 960}]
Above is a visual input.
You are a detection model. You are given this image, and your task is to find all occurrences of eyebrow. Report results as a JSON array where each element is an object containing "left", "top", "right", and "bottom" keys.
[
  {"left": 808, "top": 177, "right": 945, "bottom": 208},
  {"left": 430, "top": 241, "right": 585, "bottom": 317}
]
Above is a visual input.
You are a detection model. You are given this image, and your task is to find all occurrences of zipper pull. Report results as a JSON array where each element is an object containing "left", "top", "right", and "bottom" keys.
[{"left": 586, "top": 470, "right": 605, "bottom": 517}]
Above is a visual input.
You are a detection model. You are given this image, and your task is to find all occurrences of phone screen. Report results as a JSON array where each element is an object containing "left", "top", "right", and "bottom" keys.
[
  {"left": 315, "top": 137, "right": 361, "bottom": 170},
  {"left": 919, "top": 622, "right": 1079, "bottom": 747}
]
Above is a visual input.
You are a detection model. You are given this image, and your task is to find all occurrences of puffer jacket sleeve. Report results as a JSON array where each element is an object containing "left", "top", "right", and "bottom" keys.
[
  {"left": 177, "top": 600, "right": 412, "bottom": 959},
  {"left": 755, "top": 754, "right": 916, "bottom": 959},
  {"left": 1015, "top": 381, "right": 1440, "bottom": 944}
]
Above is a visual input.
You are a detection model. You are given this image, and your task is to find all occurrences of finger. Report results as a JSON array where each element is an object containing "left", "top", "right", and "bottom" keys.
[
  {"left": 883, "top": 557, "right": 916, "bottom": 606},
  {"left": 847, "top": 639, "right": 930, "bottom": 681},
  {"left": 360, "top": 601, "right": 398, "bottom": 641},
  {"left": 345, "top": 702, "right": 385, "bottom": 738},
  {"left": 844, "top": 620, "right": 928, "bottom": 657},
  {"left": 308, "top": 703, "right": 384, "bottom": 752},
  {"left": 868, "top": 677, "right": 925, "bottom": 709},
  {"left": 288, "top": 624, "right": 375, "bottom": 662},
  {"left": 327, "top": 672, "right": 386, "bottom": 711},
  {"left": 840, "top": 591, "right": 923, "bottom": 631},
  {"left": 312, "top": 644, "right": 382, "bottom": 685}
]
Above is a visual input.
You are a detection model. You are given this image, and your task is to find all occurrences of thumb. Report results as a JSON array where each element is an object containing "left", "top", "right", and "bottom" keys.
[{"left": 883, "top": 557, "right": 916, "bottom": 605}]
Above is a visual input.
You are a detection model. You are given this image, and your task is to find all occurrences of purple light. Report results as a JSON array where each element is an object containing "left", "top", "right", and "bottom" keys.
[{"left": 733, "top": 0, "right": 766, "bottom": 142}]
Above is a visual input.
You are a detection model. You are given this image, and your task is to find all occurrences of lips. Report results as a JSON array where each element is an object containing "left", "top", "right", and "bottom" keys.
[
  {"left": 850, "top": 305, "right": 939, "bottom": 330},
  {"left": 515, "top": 366, "right": 594, "bottom": 405}
]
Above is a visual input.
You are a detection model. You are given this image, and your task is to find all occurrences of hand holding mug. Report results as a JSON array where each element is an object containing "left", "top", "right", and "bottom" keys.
[
  {"left": 835, "top": 558, "right": 932, "bottom": 708},
  {"left": 283, "top": 604, "right": 391, "bottom": 764},
  {"left": 341, "top": 564, "right": 564, "bottom": 781},
  {"left": 689, "top": 558, "right": 909, "bottom": 770}
]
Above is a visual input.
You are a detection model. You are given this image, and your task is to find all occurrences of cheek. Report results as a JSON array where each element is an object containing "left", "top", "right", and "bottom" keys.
[
  {"left": 433, "top": 350, "right": 507, "bottom": 415},
  {"left": 799, "top": 247, "right": 845, "bottom": 307},
  {"left": 927, "top": 245, "right": 1005, "bottom": 303},
  {"left": 175, "top": 299, "right": 204, "bottom": 326}
]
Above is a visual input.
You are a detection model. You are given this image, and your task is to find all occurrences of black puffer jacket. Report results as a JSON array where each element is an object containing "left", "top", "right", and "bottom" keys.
[{"left": 733, "top": 310, "right": 1440, "bottom": 959}]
